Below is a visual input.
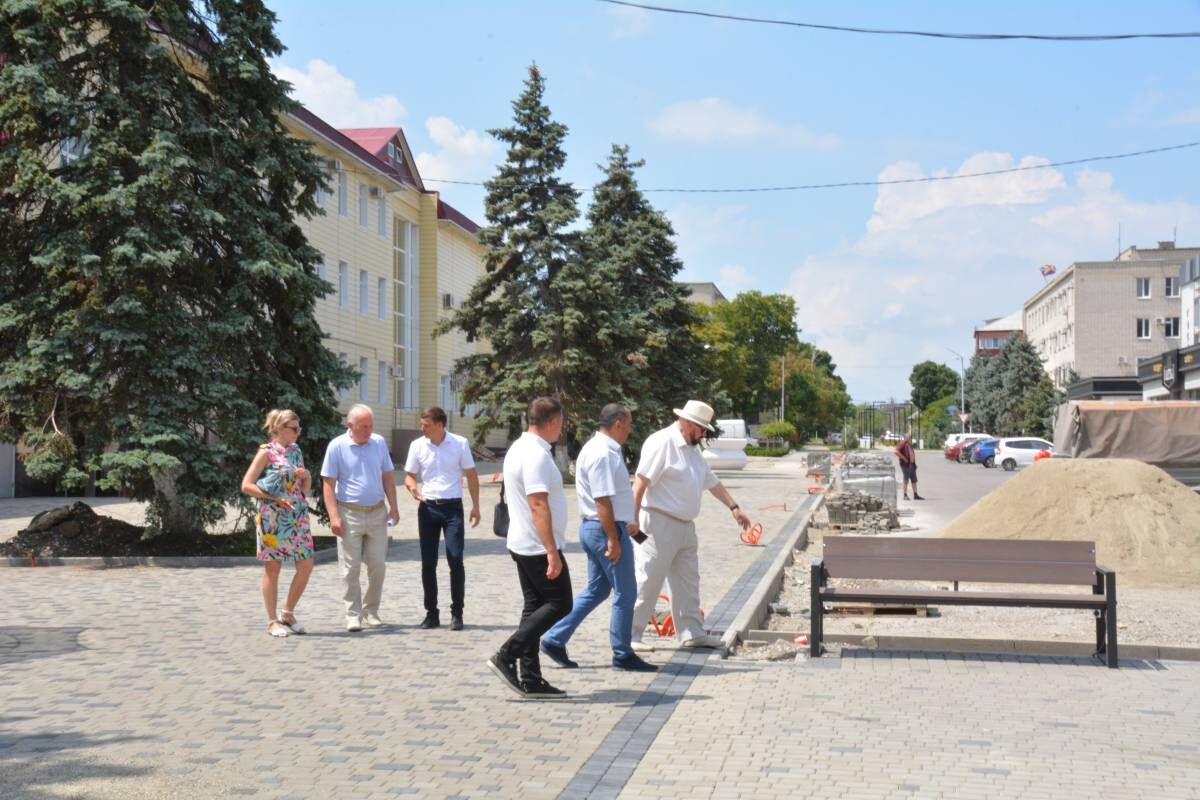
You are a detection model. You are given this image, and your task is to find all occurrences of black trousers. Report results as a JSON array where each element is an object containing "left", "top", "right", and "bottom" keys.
[
  {"left": 417, "top": 499, "right": 466, "bottom": 617},
  {"left": 497, "top": 550, "right": 573, "bottom": 683}
]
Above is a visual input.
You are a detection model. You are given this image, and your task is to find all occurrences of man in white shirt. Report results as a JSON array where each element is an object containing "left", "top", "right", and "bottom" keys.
[
  {"left": 486, "top": 397, "right": 573, "bottom": 699},
  {"left": 630, "top": 400, "right": 752, "bottom": 651},
  {"left": 403, "top": 406, "right": 481, "bottom": 632},
  {"left": 321, "top": 404, "right": 400, "bottom": 632},
  {"left": 539, "top": 404, "right": 658, "bottom": 673}
]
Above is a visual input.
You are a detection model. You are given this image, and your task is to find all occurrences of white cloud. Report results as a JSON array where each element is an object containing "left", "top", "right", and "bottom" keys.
[
  {"left": 272, "top": 59, "right": 406, "bottom": 126},
  {"left": 414, "top": 116, "right": 499, "bottom": 183},
  {"left": 649, "top": 97, "right": 838, "bottom": 149},
  {"left": 783, "top": 152, "right": 1200, "bottom": 401},
  {"left": 867, "top": 152, "right": 1065, "bottom": 234},
  {"left": 718, "top": 264, "right": 750, "bottom": 292},
  {"left": 1164, "top": 108, "right": 1200, "bottom": 126},
  {"left": 607, "top": 4, "right": 651, "bottom": 37}
]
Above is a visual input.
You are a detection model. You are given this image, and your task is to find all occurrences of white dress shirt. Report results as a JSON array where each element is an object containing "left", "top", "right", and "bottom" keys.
[
  {"left": 403, "top": 431, "right": 475, "bottom": 500},
  {"left": 635, "top": 424, "right": 720, "bottom": 522},
  {"left": 575, "top": 431, "right": 634, "bottom": 522},
  {"left": 502, "top": 431, "right": 568, "bottom": 556}
]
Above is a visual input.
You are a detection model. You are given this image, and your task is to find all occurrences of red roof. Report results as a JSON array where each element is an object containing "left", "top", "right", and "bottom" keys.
[
  {"left": 339, "top": 127, "right": 403, "bottom": 156},
  {"left": 289, "top": 107, "right": 405, "bottom": 188},
  {"left": 438, "top": 200, "right": 481, "bottom": 234}
]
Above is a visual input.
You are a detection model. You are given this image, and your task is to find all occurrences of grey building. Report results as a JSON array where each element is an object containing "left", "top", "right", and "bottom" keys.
[
  {"left": 682, "top": 282, "right": 727, "bottom": 305},
  {"left": 1023, "top": 242, "right": 1200, "bottom": 388}
]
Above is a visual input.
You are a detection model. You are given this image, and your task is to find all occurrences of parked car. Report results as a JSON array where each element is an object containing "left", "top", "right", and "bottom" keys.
[
  {"left": 944, "top": 433, "right": 988, "bottom": 460},
  {"left": 957, "top": 438, "right": 986, "bottom": 463},
  {"left": 972, "top": 438, "right": 1000, "bottom": 467},
  {"left": 995, "top": 437, "right": 1054, "bottom": 471}
]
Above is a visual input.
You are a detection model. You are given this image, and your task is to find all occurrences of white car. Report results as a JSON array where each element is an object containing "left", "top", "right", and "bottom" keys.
[{"left": 995, "top": 437, "right": 1054, "bottom": 471}]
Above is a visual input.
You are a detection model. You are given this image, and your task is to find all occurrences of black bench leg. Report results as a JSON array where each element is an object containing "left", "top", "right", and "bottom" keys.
[
  {"left": 1093, "top": 572, "right": 1105, "bottom": 658},
  {"left": 810, "top": 561, "right": 823, "bottom": 658},
  {"left": 1104, "top": 571, "right": 1119, "bottom": 669}
]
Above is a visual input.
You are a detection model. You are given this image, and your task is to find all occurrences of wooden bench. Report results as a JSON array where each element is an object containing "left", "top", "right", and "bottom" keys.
[{"left": 809, "top": 536, "right": 1119, "bottom": 668}]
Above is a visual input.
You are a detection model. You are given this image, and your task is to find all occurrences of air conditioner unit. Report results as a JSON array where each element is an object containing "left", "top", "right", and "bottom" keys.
[
  {"left": 1154, "top": 317, "right": 1165, "bottom": 325},
  {"left": 389, "top": 365, "right": 403, "bottom": 378},
  {"left": 442, "top": 293, "right": 454, "bottom": 309},
  {"left": 369, "top": 187, "right": 382, "bottom": 199},
  {"left": 325, "top": 158, "right": 342, "bottom": 172}
]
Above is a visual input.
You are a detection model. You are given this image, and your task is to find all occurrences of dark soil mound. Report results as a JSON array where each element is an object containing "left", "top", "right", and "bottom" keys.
[{"left": 5, "top": 502, "right": 256, "bottom": 558}]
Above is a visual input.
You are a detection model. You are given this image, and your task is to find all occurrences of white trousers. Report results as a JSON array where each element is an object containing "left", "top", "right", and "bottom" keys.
[
  {"left": 337, "top": 505, "right": 389, "bottom": 619},
  {"left": 631, "top": 508, "right": 704, "bottom": 643}
]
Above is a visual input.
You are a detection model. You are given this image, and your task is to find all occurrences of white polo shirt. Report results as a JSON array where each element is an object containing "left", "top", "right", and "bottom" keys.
[
  {"left": 635, "top": 423, "right": 720, "bottom": 522},
  {"left": 403, "top": 431, "right": 475, "bottom": 500},
  {"left": 502, "top": 431, "right": 568, "bottom": 556},
  {"left": 576, "top": 431, "right": 634, "bottom": 522}
]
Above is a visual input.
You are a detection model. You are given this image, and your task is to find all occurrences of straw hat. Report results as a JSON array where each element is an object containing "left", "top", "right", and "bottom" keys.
[{"left": 673, "top": 400, "right": 716, "bottom": 432}]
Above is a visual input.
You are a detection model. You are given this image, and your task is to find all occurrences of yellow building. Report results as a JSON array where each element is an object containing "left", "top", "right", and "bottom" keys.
[{"left": 284, "top": 109, "right": 499, "bottom": 454}]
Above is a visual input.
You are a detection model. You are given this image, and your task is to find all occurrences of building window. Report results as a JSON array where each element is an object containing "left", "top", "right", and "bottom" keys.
[
  {"left": 358, "top": 357, "right": 369, "bottom": 402},
  {"left": 338, "top": 353, "right": 349, "bottom": 401},
  {"left": 377, "top": 197, "right": 387, "bottom": 237},
  {"left": 387, "top": 142, "right": 396, "bottom": 160},
  {"left": 1136, "top": 277, "right": 1151, "bottom": 299},
  {"left": 377, "top": 277, "right": 388, "bottom": 320},
  {"left": 1166, "top": 276, "right": 1179, "bottom": 298},
  {"left": 1165, "top": 317, "right": 1180, "bottom": 338},
  {"left": 359, "top": 270, "right": 369, "bottom": 315},
  {"left": 394, "top": 219, "right": 420, "bottom": 409},
  {"left": 378, "top": 361, "right": 389, "bottom": 405},
  {"left": 338, "top": 262, "right": 349, "bottom": 308},
  {"left": 359, "top": 184, "right": 369, "bottom": 227},
  {"left": 1136, "top": 318, "right": 1151, "bottom": 339},
  {"left": 317, "top": 259, "right": 326, "bottom": 282},
  {"left": 338, "top": 170, "right": 348, "bottom": 216}
]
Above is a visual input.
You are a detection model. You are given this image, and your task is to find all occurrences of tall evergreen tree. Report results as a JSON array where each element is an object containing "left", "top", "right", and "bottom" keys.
[
  {"left": 0, "top": 1, "right": 353, "bottom": 533},
  {"left": 999, "top": 335, "right": 1051, "bottom": 435},
  {"left": 438, "top": 66, "right": 620, "bottom": 465},
  {"left": 582, "top": 144, "right": 713, "bottom": 451}
]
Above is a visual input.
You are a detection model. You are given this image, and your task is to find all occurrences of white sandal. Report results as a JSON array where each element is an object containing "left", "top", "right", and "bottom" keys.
[
  {"left": 267, "top": 620, "right": 290, "bottom": 638},
  {"left": 279, "top": 610, "right": 307, "bottom": 635}
]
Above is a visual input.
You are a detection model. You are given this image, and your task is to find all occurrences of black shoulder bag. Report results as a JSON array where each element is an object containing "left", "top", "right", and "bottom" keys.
[{"left": 492, "top": 478, "right": 509, "bottom": 538}]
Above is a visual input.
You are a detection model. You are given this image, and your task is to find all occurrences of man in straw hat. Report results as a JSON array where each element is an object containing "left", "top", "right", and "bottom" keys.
[{"left": 629, "top": 400, "right": 752, "bottom": 651}]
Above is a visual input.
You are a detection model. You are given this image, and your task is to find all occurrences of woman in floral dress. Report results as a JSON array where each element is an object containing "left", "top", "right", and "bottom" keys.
[{"left": 240, "top": 409, "right": 315, "bottom": 638}]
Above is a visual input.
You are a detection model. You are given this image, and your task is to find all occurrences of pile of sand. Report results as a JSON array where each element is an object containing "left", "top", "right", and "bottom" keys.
[{"left": 940, "top": 459, "right": 1200, "bottom": 588}]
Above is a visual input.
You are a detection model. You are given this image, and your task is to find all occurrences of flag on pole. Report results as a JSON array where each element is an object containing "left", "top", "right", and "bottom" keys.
[{"left": 1040, "top": 264, "right": 1057, "bottom": 277}]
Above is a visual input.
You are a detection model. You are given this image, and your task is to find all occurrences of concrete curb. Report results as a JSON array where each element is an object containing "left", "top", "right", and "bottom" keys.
[
  {"left": 0, "top": 538, "right": 397, "bottom": 568},
  {"left": 719, "top": 494, "right": 823, "bottom": 656},
  {"left": 743, "top": 629, "right": 1200, "bottom": 662}
]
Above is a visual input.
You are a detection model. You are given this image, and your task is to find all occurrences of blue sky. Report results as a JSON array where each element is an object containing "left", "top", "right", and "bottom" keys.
[{"left": 269, "top": 0, "right": 1200, "bottom": 401}]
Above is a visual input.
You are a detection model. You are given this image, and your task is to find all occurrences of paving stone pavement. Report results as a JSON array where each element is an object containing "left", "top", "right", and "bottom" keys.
[{"left": 0, "top": 459, "right": 808, "bottom": 799}]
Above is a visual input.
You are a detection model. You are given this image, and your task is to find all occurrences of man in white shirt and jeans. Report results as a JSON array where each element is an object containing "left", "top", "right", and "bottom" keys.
[
  {"left": 403, "top": 406, "right": 481, "bottom": 632},
  {"left": 630, "top": 400, "right": 752, "bottom": 651},
  {"left": 539, "top": 403, "right": 658, "bottom": 673},
  {"left": 487, "top": 396, "right": 574, "bottom": 699}
]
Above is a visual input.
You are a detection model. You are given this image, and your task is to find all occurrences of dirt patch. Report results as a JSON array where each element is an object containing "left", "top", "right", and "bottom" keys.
[
  {"left": 2, "top": 502, "right": 334, "bottom": 559},
  {"left": 939, "top": 459, "right": 1200, "bottom": 588}
]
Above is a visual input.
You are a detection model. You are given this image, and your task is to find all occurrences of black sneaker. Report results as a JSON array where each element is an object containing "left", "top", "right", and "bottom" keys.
[
  {"left": 450, "top": 614, "right": 464, "bottom": 631},
  {"left": 913, "top": 494, "right": 925, "bottom": 501},
  {"left": 420, "top": 612, "right": 440, "bottom": 629},
  {"left": 521, "top": 677, "right": 567, "bottom": 699},
  {"left": 612, "top": 653, "right": 659, "bottom": 673},
  {"left": 539, "top": 640, "right": 578, "bottom": 668},
  {"left": 486, "top": 655, "right": 525, "bottom": 697}
]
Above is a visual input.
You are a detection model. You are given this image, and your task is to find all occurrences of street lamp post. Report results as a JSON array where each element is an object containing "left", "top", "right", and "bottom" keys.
[{"left": 946, "top": 347, "right": 967, "bottom": 433}]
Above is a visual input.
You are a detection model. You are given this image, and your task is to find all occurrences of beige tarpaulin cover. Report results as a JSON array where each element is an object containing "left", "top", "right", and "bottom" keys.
[{"left": 1053, "top": 400, "right": 1200, "bottom": 464}]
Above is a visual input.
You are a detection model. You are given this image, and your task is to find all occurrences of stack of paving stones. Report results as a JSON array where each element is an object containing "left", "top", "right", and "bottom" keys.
[
  {"left": 837, "top": 451, "right": 897, "bottom": 508},
  {"left": 824, "top": 489, "right": 899, "bottom": 533}
]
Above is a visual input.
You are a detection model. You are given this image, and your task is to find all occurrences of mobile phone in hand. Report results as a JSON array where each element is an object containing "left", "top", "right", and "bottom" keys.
[{"left": 631, "top": 532, "right": 648, "bottom": 544}]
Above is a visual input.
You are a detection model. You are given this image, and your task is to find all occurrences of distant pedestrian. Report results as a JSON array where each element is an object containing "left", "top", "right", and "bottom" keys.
[
  {"left": 896, "top": 432, "right": 923, "bottom": 500},
  {"left": 240, "top": 409, "right": 314, "bottom": 638},
  {"left": 487, "top": 397, "right": 573, "bottom": 699},
  {"left": 321, "top": 404, "right": 400, "bottom": 632},
  {"left": 540, "top": 403, "right": 658, "bottom": 673},
  {"left": 403, "top": 406, "right": 481, "bottom": 631},
  {"left": 629, "top": 400, "right": 752, "bottom": 652}
]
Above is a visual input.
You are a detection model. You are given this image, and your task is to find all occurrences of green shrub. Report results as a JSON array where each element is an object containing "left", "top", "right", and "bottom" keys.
[
  {"left": 757, "top": 421, "right": 797, "bottom": 443},
  {"left": 745, "top": 446, "right": 790, "bottom": 457}
]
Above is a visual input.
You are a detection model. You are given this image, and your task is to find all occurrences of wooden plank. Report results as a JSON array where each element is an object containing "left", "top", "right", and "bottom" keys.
[
  {"left": 820, "top": 587, "right": 1107, "bottom": 609},
  {"left": 828, "top": 604, "right": 928, "bottom": 617}
]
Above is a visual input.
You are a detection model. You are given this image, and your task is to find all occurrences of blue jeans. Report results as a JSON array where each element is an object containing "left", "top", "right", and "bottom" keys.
[
  {"left": 542, "top": 520, "right": 635, "bottom": 661},
  {"left": 417, "top": 499, "right": 465, "bottom": 617}
]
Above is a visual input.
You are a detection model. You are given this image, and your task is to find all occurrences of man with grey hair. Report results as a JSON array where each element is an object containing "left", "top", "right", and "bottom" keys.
[
  {"left": 321, "top": 404, "right": 400, "bottom": 632},
  {"left": 539, "top": 403, "right": 657, "bottom": 673}
]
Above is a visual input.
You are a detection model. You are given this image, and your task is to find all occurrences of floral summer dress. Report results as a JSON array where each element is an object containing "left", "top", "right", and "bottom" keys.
[{"left": 256, "top": 441, "right": 314, "bottom": 561}]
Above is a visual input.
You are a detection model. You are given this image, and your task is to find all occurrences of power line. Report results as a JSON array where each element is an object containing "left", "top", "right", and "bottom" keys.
[
  {"left": 597, "top": 0, "right": 1200, "bottom": 42},
  {"left": 417, "top": 139, "right": 1200, "bottom": 194}
]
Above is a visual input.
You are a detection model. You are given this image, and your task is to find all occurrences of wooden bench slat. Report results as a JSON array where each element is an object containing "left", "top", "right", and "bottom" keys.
[{"left": 820, "top": 587, "right": 1108, "bottom": 609}]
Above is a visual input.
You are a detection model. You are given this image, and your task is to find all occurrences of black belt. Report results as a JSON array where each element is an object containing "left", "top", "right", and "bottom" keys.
[{"left": 422, "top": 497, "right": 463, "bottom": 506}]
